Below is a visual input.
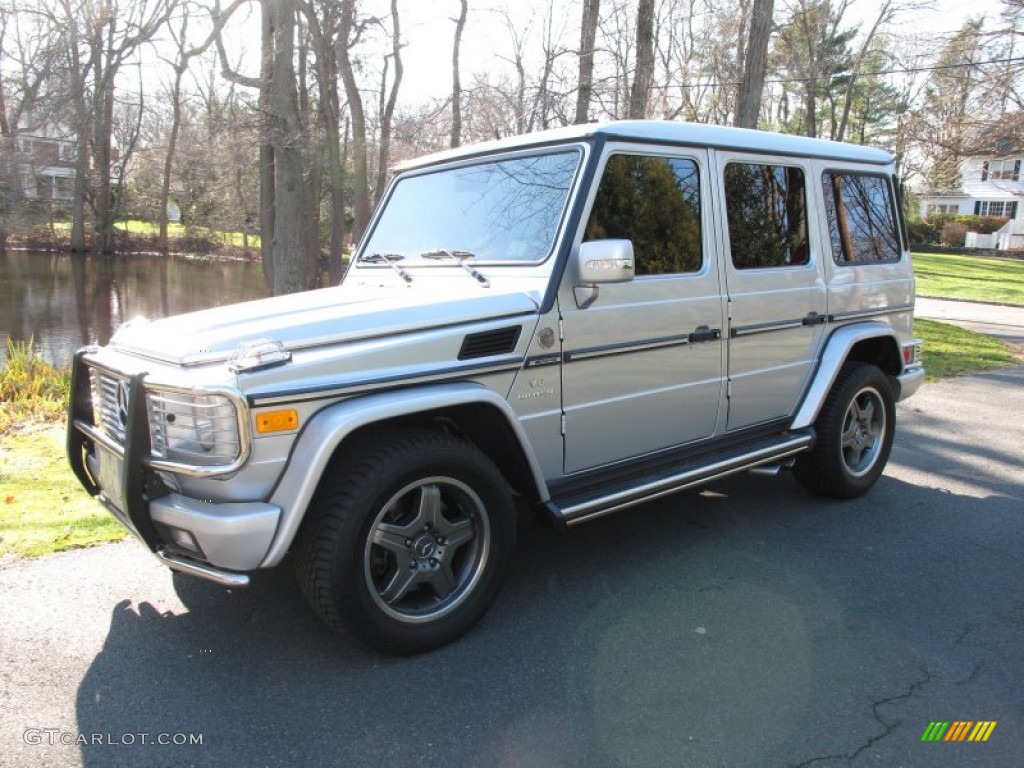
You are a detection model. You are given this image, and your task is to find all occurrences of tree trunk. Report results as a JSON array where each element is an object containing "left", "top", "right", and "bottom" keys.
[
  {"left": 376, "top": 0, "right": 403, "bottom": 202},
  {"left": 628, "top": 0, "right": 655, "bottom": 119},
  {"left": 451, "top": 0, "right": 467, "bottom": 147},
  {"left": 574, "top": 0, "right": 600, "bottom": 124},
  {"left": 734, "top": 0, "right": 773, "bottom": 129},
  {"left": 835, "top": 0, "right": 891, "bottom": 142},
  {"left": 339, "top": 0, "right": 370, "bottom": 241},
  {"left": 159, "top": 64, "right": 186, "bottom": 252},
  {"left": 259, "top": 0, "right": 276, "bottom": 291},
  {"left": 94, "top": 69, "right": 116, "bottom": 254},
  {"left": 269, "top": 0, "right": 309, "bottom": 295}
]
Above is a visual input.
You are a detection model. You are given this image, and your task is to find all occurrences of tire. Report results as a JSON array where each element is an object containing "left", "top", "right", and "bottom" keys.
[
  {"left": 793, "top": 361, "right": 896, "bottom": 499},
  {"left": 293, "top": 429, "right": 516, "bottom": 654}
]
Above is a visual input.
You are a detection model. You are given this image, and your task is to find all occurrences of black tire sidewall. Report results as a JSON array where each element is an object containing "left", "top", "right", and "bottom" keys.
[
  {"left": 319, "top": 431, "right": 516, "bottom": 653},
  {"left": 796, "top": 362, "right": 896, "bottom": 498}
]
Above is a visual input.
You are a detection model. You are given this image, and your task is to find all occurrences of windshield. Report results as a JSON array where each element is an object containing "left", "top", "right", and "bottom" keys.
[{"left": 361, "top": 149, "right": 582, "bottom": 264}]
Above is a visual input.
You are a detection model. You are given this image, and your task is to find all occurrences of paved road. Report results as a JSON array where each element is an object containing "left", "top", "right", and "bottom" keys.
[
  {"left": 916, "top": 297, "right": 1024, "bottom": 347},
  {"left": 2, "top": 367, "right": 1023, "bottom": 768}
]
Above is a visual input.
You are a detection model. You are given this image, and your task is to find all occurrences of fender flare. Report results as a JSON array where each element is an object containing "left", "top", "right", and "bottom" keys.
[
  {"left": 260, "top": 382, "right": 548, "bottom": 567},
  {"left": 790, "top": 322, "right": 901, "bottom": 430}
]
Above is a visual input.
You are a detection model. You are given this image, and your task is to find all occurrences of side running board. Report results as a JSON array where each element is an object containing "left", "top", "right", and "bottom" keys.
[{"left": 547, "top": 431, "right": 814, "bottom": 528}]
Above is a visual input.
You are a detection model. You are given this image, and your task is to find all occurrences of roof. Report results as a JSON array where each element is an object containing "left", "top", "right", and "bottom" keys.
[{"left": 398, "top": 120, "right": 894, "bottom": 170}]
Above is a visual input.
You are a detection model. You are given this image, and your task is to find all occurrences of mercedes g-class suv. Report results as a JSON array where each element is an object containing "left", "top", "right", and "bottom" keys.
[{"left": 68, "top": 121, "right": 924, "bottom": 653}]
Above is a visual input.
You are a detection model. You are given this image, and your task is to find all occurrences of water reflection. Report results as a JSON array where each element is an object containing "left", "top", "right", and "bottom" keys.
[{"left": 0, "top": 251, "right": 269, "bottom": 367}]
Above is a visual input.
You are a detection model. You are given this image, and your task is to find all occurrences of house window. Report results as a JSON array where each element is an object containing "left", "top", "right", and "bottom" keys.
[
  {"left": 51, "top": 176, "right": 74, "bottom": 200},
  {"left": 925, "top": 204, "right": 957, "bottom": 216},
  {"left": 975, "top": 200, "right": 1016, "bottom": 217},
  {"left": 983, "top": 159, "right": 1021, "bottom": 181},
  {"left": 58, "top": 143, "right": 77, "bottom": 162},
  {"left": 16, "top": 137, "right": 34, "bottom": 155}
]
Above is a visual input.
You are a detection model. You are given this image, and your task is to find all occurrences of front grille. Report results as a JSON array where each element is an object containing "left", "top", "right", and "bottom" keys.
[{"left": 90, "top": 368, "right": 130, "bottom": 445}]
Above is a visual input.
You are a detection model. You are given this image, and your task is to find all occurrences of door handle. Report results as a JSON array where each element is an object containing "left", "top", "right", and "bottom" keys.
[
  {"left": 802, "top": 312, "right": 827, "bottom": 326},
  {"left": 689, "top": 325, "right": 721, "bottom": 343}
]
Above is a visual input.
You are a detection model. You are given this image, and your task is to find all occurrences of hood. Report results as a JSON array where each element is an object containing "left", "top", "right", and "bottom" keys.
[{"left": 110, "top": 285, "right": 540, "bottom": 366}]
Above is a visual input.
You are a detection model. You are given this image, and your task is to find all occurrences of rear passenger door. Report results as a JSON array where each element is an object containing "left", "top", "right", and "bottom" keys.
[
  {"left": 713, "top": 153, "right": 828, "bottom": 431},
  {"left": 559, "top": 146, "right": 725, "bottom": 473}
]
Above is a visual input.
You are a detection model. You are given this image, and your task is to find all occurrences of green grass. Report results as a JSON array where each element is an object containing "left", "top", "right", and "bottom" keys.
[
  {"left": 915, "top": 318, "right": 1018, "bottom": 381},
  {"left": 912, "top": 252, "right": 1024, "bottom": 306},
  {"left": 114, "top": 219, "right": 261, "bottom": 249},
  {"left": 0, "top": 338, "right": 71, "bottom": 434},
  {"left": 49, "top": 219, "right": 260, "bottom": 249},
  {"left": 0, "top": 424, "right": 126, "bottom": 557}
]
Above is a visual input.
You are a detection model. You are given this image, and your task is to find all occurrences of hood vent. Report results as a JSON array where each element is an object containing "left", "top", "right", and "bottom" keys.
[{"left": 459, "top": 326, "right": 522, "bottom": 360}]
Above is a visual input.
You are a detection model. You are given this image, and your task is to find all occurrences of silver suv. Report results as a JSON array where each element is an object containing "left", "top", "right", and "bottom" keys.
[{"left": 68, "top": 121, "right": 924, "bottom": 653}]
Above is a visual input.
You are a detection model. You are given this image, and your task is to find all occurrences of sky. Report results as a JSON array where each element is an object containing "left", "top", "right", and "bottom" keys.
[{"left": 137, "top": 0, "right": 1013, "bottom": 112}]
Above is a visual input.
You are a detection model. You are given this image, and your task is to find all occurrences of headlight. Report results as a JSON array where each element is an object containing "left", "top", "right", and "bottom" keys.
[{"left": 147, "top": 390, "right": 242, "bottom": 467}]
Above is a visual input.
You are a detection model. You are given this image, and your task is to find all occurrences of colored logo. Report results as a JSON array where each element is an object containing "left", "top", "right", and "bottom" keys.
[{"left": 921, "top": 721, "right": 996, "bottom": 742}]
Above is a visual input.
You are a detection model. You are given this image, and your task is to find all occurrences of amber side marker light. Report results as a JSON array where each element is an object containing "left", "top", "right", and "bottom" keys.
[{"left": 256, "top": 409, "right": 299, "bottom": 434}]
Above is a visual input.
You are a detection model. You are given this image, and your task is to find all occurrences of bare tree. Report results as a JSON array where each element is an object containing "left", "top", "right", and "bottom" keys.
[
  {"left": 339, "top": 0, "right": 370, "bottom": 241},
  {"left": 574, "top": 0, "right": 600, "bottom": 124},
  {"left": 734, "top": 0, "right": 774, "bottom": 128},
  {"left": 628, "top": 0, "right": 655, "bottom": 118},
  {"left": 451, "top": 0, "right": 467, "bottom": 147},
  {"left": 375, "top": 0, "right": 403, "bottom": 202}
]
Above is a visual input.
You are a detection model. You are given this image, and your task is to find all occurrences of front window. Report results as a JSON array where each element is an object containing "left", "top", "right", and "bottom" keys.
[
  {"left": 361, "top": 150, "right": 582, "bottom": 264},
  {"left": 583, "top": 153, "right": 703, "bottom": 275}
]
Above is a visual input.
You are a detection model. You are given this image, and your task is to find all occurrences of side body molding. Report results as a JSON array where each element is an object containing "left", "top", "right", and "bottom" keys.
[
  {"left": 260, "top": 382, "right": 549, "bottom": 567},
  {"left": 790, "top": 321, "right": 900, "bottom": 430}
]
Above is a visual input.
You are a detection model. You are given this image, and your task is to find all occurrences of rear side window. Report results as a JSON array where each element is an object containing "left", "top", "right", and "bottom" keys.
[
  {"left": 584, "top": 154, "right": 702, "bottom": 275},
  {"left": 822, "top": 173, "right": 901, "bottom": 265},
  {"left": 724, "top": 163, "right": 808, "bottom": 269}
]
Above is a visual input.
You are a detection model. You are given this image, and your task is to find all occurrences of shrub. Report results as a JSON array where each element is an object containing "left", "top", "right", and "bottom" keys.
[
  {"left": 0, "top": 338, "right": 70, "bottom": 433},
  {"left": 906, "top": 218, "right": 940, "bottom": 245},
  {"left": 940, "top": 221, "right": 968, "bottom": 247}
]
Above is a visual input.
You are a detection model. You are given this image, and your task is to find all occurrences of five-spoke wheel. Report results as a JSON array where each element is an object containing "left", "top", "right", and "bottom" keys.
[
  {"left": 794, "top": 361, "right": 896, "bottom": 498},
  {"left": 294, "top": 429, "right": 516, "bottom": 654}
]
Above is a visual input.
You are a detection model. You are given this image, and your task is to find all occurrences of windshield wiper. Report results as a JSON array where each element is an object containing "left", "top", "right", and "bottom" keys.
[
  {"left": 420, "top": 249, "right": 490, "bottom": 288},
  {"left": 358, "top": 252, "right": 412, "bottom": 285}
]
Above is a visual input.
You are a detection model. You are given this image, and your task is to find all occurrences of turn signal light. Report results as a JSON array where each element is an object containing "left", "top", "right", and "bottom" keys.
[{"left": 256, "top": 409, "right": 299, "bottom": 434}]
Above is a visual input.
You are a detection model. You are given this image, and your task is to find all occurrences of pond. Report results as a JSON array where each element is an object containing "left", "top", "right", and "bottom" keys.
[{"left": 0, "top": 250, "right": 270, "bottom": 367}]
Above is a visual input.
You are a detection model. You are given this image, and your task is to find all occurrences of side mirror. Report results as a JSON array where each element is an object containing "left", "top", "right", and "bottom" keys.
[
  {"left": 573, "top": 239, "right": 635, "bottom": 309},
  {"left": 576, "top": 239, "right": 635, "bottom": 284}
]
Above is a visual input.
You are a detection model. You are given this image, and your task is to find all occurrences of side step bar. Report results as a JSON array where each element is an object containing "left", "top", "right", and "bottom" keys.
[{"left": 549, "top": 432, "right": 813, "bottom": 527}]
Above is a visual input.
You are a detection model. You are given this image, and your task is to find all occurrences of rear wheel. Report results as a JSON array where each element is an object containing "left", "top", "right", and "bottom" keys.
[
  {"left": 294, "top": 429, "right": 516, "bottom": 654},
  {"left": 793, "top": 362, "right": 896, "bottom": 498}
]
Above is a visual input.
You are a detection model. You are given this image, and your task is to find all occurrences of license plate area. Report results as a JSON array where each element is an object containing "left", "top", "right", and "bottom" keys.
[{"left": 96, "top": 444, "right": 126, "bottom": 514}]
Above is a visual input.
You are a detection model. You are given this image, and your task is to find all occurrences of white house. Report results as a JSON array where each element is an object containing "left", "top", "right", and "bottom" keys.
[{"left": 917, "top": 147, "right": 1024, "bottom": 249}]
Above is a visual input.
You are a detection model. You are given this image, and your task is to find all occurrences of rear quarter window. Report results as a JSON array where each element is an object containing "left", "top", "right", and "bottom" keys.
[{"left": 822, "top": 172, "right": 901, "bottom": 265}]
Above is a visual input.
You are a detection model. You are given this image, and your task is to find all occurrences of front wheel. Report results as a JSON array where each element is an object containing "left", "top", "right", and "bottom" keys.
[
  {"left": 294, "top": 429, "right": 516, "bottom": 654},
  {"left": 793, "top": 362, "right": 896, "bottom": 498}
]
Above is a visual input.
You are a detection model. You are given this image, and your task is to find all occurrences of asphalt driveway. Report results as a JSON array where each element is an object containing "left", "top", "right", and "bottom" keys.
[{"left": 2, "top": 365, "right": 1023, "bottom": 768}]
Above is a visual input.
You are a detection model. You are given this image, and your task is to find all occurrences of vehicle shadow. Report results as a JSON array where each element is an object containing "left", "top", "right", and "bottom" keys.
[{"left": 75, "top": 466, "right": 1024, "bottom": 767}]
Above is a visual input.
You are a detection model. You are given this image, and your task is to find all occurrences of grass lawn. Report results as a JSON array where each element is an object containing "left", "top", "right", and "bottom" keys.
[
  {"left": 49, "top": 219, "right": 260, "bottom": 249},
  {"left": 915, "top": 318, "right": 1018, "bottom": 381},
  {"left": 912, "top": 252, "right": 1024, "bottom": 306},
  {"left": 114, "top": 219, "right": 261, "bottom": 249},
  {"left": 0, "top": 423, "right": 126, "bottom": 558}
]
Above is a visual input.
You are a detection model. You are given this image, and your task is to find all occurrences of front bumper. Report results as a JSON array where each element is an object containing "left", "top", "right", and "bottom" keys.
[{"left": 67, "top": 351, "right": 278, "bottom": 585}]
